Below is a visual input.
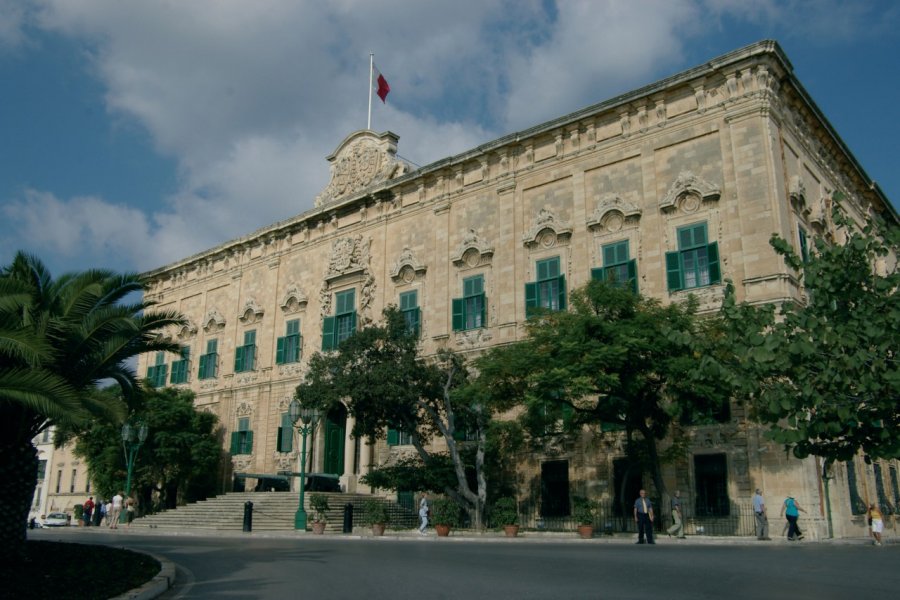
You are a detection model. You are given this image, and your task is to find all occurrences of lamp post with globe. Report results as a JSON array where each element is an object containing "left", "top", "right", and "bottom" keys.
[
  {"left": 289, "top": 399, "right": 321, "bottom": 530},
  {"left": 120, "top": 422, "right": 148, "bottom": 523}
]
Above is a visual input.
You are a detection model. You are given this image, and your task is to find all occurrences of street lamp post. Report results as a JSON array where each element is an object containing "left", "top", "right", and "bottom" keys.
[
  {"left": 289, "top": 399, "right": 321, "bottom": 530},
  {"left": 120, "top": 422, "right": 148, "bottom": 523}
]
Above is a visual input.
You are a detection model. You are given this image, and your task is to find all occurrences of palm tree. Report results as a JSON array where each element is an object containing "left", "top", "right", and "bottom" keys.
[{"left": 0, "top": 252, "right": 184, "bottom": 559}]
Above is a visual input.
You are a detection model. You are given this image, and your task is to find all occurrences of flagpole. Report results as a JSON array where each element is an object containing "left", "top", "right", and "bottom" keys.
[{"left": 367, "top": 53, "right": 374, "bottom": 130}]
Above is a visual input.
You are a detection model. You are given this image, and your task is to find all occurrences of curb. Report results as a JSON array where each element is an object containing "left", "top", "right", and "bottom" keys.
[{"left": 110, "top": 551, "right": 175, "bottom": 600}]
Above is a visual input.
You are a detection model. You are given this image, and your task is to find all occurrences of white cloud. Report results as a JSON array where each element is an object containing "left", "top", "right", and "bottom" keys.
[{"left": 0, "top": 0, "right": 30, "bottom": 50}]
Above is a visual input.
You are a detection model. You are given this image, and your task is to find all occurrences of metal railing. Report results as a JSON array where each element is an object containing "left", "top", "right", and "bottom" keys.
[{"left": 483, "top": 499, "right": 758, "bottom": 536}]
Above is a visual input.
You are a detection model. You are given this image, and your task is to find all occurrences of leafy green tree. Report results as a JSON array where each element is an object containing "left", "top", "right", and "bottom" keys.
[
  {"left": 720, "top": 205, "right": 900, "bottom": 464},
  {"left": 296, "top": 307, "right": 510, "bottom": 528},
  {"left": 473, "top": 280, "right": 732, "bottom": 501},
  {"left": 75, "top": 386, "right": 223, "bottom": 511},
  {"left": 0, "top": 252, "right": 183, "bottom": 559}
]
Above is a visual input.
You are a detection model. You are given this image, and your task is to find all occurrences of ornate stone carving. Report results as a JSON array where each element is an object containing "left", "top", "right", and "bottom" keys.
[
  {"left": 277, "top": 363, "right": 304, "bottom": 377},
  {"left": 325, "top": 235, "right": 370, "bottom": 281},
  {"left": 232, "top": 456, "right": 252, "bottom": 471},
  {"left": 316, "top": 130, "right": 409, "bottom": 207},
  {"left": 586, "top": 194, "right": 642, "bottom": 232},
  {"left": 176, "top": 320, "right": 198, "bottom": 340},
  {"left": 202, "top": 309, "right": 226, "bottom": 333},
  {"left": 523, "top": 208, "right": 572, "bottom": 248},
  {"left": 236, "top": 373, "right": 259, "bottom": 385},
  {"left": 280, "top": 284, "right": 308, "bottom": 314},
  {"left": 236, "top": 401, "right": 254, "bottom": 417},
  {"left": 659, "top": 171, "right": 721, "bottom": 213},
  {"left": 320, "top": 235, "right": 376, "bottom": 321},
  {"left": 238, "top": 298, "right": 264, "bottom": 324},
  {"left": 389, "top": 246, "right": 427, "bottom": 284},
  {"left": 451, "top": 229, "right": 494, "bottom": 268},
  {"left": 454, "top": 328, "right": 493, "bottom": 349},
  {"left": 789, "top": 175, "right": 808, "bottom": 215}
]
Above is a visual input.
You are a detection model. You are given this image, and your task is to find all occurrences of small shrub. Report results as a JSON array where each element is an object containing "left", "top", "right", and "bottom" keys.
[
  {"left": 363, "top": 498, "right": 390, "bottom": 525},
  {"left": 491, "top": 497, "right": 519, "bottom": 526},
  {"left": 308, "top": 493, "right": 329, "bottom": 523},
  {"left": 431, "top": 498, "right": 462, "bottom": 527},
  {"left": 573, "top": 496, "right": 597, "bottom": 526}
]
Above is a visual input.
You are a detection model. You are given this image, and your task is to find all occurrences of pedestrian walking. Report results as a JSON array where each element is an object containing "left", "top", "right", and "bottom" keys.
[
  {"left": 667, "top": 490, "right": 685, "bottom": 539},
  {"left": 82, "top": 497, "right": 94, "bottom": 527},
  {"left": 867, "top": 503, "right": 884, "bottom": 546},
  {"left": 418, "top": 493, "right": 429, "bottom": 535},
  {"left": 634, "top": 489, "right": 655, "bottom": 544},
  {"left": 109, "top": 491, "right": 124, "bottom": 529},
  {"left": 752, "top": 488, "right": 771, "bottom": 540},
  {"left": 126, "top": 497, "right": 136, "bottom": 529},
  {"left": 780, "top": 494, "right": 806, "bottom": 541}
]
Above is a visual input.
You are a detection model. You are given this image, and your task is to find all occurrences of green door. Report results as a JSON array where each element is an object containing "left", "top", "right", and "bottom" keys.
[{"left": 323, "top": 405, "right": 346, "bottom": 475}]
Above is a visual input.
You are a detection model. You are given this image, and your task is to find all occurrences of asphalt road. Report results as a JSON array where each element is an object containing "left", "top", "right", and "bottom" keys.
[{"left": 30, "top": 529, "right": 899, "bottom": 600}]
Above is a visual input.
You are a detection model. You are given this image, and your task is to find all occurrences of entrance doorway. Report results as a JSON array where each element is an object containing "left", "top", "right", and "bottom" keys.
[{"left": 323, "top": 405, "right": 347, "bottom": 476}]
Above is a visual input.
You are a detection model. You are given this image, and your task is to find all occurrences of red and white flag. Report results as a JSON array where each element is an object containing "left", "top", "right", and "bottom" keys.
[{"left": 372, "top": 63, "right": 390, "bottom": 103}]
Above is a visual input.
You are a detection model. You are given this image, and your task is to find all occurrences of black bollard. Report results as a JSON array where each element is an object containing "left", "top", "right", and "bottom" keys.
[
  {"left": 343, "top": 503, "right": 353, "bottom": 534},
  {"left": 29, "top": 517, "right": 36, "bottom": 530},
  {"left": 243, "top": 501, "right": 253, "bottom": 532}
]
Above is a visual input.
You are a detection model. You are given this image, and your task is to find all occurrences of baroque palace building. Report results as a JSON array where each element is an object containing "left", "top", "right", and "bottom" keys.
[{"left": 137, "top": 40, "right": 897, "bottom": 539}]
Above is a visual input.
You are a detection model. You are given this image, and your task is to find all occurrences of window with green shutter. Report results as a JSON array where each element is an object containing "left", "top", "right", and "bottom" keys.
[
  {"left": 147, "top": 352, "right": 167, "bottom": 388},
  {"left": 198, "top": 339, "right": 218, "bottom": 380},
  {"left": 234, "top": 330, "right": 257, "bottom": 373},
  {"left": 665, "top": 222, "right": 720, "bottom": 292},
  {"left": 387, "top": 426, "right": 412, "bottom": 446},
  {"left": 591, "top": 241, "right": 638, "bottom": 294},
  {"left": 399, "top": 290, "right": 421, "bottom": 337},
  {"left": 525, "top": 257, "right": 567, "bottom": 317},
  {"left": 452, "top": 275, "right": 486, "bottom": 331},
  {"left": 276, "top": 412, "right": 294, "bottom": 452},
  {"left": 230, "top": 417, "right": 253, "bottom": 455},
  {"left": 323, "top": 290, "right": 357, "bottom": 350},
  {"left": 169, "top": 346, "right": 190, "bottom": 384},
  {"left": 798, "top": 226, "right": 809, "bottom": 263},
  {"left": 276, "top": 319, "right": 301, "bottom": 364}
]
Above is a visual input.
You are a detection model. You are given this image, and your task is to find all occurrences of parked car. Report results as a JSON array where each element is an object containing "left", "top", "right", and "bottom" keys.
[{"left": 43, "top": 512, "right": 69, "bottom": 527}]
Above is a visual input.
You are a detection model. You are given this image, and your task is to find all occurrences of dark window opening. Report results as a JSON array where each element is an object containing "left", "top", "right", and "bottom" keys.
[
  {"left": 694, "top": 454, "right": 729, "bottom": 516},
  {"left": 540, "top": 460, "right": 570, "bottom": 518}
]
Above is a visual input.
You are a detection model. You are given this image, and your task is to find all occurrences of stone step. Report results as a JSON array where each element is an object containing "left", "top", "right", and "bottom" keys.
[{"left": 132, "top": 491, "right": 417, "bottom": 533}]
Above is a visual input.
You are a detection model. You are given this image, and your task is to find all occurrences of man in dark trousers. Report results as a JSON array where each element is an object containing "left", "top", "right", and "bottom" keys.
[{"left": 634, "top": 489, "right": 655, "bottom": 544}]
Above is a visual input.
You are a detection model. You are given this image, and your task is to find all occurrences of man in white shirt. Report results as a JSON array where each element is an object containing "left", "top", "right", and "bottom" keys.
[
  {"left": 109, "top": 492, "right": 124, "bottom": 529},
  {"left": 752, "top": 488, "right": 770, "bottom": 540}
]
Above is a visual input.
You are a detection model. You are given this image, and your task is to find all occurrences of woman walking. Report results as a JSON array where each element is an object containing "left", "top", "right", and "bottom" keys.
[{"left": 780, "top": 495, "right": 806, "bottom": 541}]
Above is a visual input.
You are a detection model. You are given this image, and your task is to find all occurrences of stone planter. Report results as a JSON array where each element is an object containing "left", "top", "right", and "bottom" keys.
[
  {"left": 577, "top": 525, "right": 594, "bottom": 539},
  {"left": 371, "top": 523, "right": 386, "bottom": 536},
  {"left": 311, "top": 521, "right": 326, "bottom": 535},
  {"left": 435, "top": 524, "right": 451, "bottom": 537},
  {"left": 503, "top": 525, "right": 520, "bottom": 537}
]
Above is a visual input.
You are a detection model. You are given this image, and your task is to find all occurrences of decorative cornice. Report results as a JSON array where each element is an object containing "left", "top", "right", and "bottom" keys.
[
  {"left": 586, "top": 193, "right": 642, "bottom": 232},
  {"left": 238, "top": 298, "right": 265, "bottom": 324},
  {"left": 389, "top": 246, "right": 428, "bottom": 284},
  {"left": 280, "top": 284, "right": 308, "bottom": 314},
  {"left": 202, "top": 309, "right": 226, "bottom": 333}
]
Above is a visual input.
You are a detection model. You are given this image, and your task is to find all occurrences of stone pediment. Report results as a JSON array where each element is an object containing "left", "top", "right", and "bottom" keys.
[
  {"left": 522, "top": 208, "right": 572, "bottom": 248},
  {"left": 451, "top": 229, "right": 494, "bottom": 268},
  {"left": 587, "top": 193, "right": 642, "bottom": 232},
  {"left": 389, "top": 246, "right": 427, "bottom": 283},
  {"left": 659, "top": 171, "right": 721, "bottom": 212},
  {"left": 315, "top": 130, "right": 409, "bottom": 207}
]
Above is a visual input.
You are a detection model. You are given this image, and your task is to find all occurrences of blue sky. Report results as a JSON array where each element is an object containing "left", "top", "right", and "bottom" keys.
[{"left": 2, "top": 1, "right": 898, "bottom": 277}]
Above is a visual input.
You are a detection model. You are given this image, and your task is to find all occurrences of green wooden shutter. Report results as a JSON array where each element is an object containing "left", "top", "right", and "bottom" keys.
[
  {"left": 198, "top": 354, "right": 207, "bottom": 379},
  {"left": 557, "top": 275, "right": 567, "bottom": 310},
  {"left": 387, "top": 427, "right": 399, "bottom": 446},
  {"left": 322, "top": 316, "right": 336, "bottom": 351},
  {"left": 666, "top": 251, "right": 683, "bottom": 292},
  {"left": 452, "top": 298, "right": 464, "bottom": 331},
  {"left": 627, "top": 259, "right": 638, "bottom": 294},
  {"left": 157, "top": 364, "right": 168, "bottom": 387},
  {"left": 590, "top": 267, "right": 603, "bottom": 281},
  {"left": 276, "top": 336, "right": 285, "bottom": 364},
  {"left": 348, "top": 311, "right": 357, "bottom": 336},
  {"left": 234, "top": 346, "right": 244, "bottom": 372},
  {"left": 409, "top": 307, "right": 421, "bottom": 337},
  {"left": 479, "top": 293, "right": 487, "bottom": 327},
  {"left": 276, "top": 427, "right": 284, "bottom": 452},
  {"left": 524, "top": 282, "right": 538, "bottom": 318},
  {"left": 707, "top": 242, "right": 721, "bottom": 284},
  {"left": 229, "top": 431, "right": 240, "bottom": 454},
  {"left": 244, "top": 430, "right": 253, "bottom": 454}
]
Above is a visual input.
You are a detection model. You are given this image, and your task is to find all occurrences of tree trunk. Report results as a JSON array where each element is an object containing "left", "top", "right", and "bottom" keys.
[{"left": 0, "top": 440, "right": 38, "bottom": 561}]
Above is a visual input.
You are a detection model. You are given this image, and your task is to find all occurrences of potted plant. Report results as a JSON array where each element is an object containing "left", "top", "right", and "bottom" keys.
[
  {"left": 492, "top": 497, "right": 520, "bottom": 537},
  {"left": 431, "top": 498, "right": 461, "bottom": 537},
  {"left": 363, "top": 498, "right": 390, "bottom": 536},
  {"left": 308, "top": 493, "right": 329, "bottom": 534},
  {"left": 573, "top": 497, "right": 596, "bottom": 539}
]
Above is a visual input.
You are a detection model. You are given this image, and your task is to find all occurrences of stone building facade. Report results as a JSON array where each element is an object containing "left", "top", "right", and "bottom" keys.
[{"left": 139, "top": 41, "right": 897, "bottom": 538}]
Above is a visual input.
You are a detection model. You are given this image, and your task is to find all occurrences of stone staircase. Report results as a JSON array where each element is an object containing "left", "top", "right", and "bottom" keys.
[{"left": 131, "top": 492, "right": 417, "bottom": 533}]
